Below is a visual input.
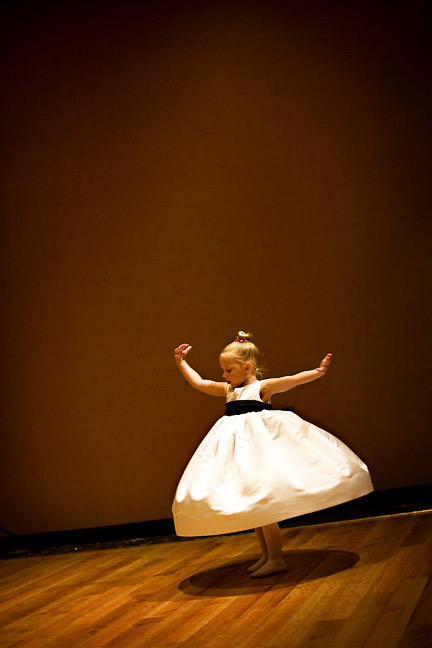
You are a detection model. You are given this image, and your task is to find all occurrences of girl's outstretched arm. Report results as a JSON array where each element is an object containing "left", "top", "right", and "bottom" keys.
[
  {"left": 260, "top": 353, "right": 332, "bottom": 402},
  {"left": 174, "top": 343, "right": 227, "bottom": 397}
]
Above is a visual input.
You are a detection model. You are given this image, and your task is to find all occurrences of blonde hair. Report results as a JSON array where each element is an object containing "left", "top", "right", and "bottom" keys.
[{"left": 220, "top": 331, "right": 267, "bottom": 380}]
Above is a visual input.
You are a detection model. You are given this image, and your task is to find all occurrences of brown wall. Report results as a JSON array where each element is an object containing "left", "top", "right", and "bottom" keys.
[{"left": 1, "top": 0, "right": 430, "bottom": 535}]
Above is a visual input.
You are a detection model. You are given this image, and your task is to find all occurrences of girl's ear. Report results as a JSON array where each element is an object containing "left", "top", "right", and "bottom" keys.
[{"left": 245, "top": 361, "right": 253, "bottom": 373}]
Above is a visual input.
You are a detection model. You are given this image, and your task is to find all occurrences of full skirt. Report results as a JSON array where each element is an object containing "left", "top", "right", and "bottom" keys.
[{"left": 172, "top": 410, "right": 373, "bottom": 536}]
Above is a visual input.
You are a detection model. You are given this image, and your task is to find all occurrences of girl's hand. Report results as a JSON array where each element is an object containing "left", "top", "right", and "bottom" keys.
[
  {"left": 174, "top": 343, "right": 192, "bottom": 365},
  {"left": 316, "top": 353, "right": 332, "bottom": 375}
]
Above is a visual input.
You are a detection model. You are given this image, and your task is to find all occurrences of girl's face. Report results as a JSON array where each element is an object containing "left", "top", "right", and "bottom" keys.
[{"left": 220, "top": 355, "right": 252, "bottom": 387}]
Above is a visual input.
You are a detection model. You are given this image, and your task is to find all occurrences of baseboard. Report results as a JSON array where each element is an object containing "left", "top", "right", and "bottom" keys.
[
  {"left": 1, "top": 483, "right": 431, "bottom": 558},
  {"left": 0, "top": 517, "right": 176, "bottom": 557}
]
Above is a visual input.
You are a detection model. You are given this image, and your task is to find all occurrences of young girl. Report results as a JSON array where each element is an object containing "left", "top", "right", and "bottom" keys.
[{"left": 172, "top": 331, "right": 373, "bottom": 578}]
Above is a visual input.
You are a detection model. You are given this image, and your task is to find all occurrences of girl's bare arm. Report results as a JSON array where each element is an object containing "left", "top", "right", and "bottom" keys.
[
  {"left": 260, "top": 353, "right": 332, "bottom": 402},
  {"left": 174, "top": 344, "right": 227, "bottom": 397}
]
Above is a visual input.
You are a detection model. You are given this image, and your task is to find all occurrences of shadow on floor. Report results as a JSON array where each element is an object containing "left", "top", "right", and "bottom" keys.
[{"left": 178, "top": 549, "right": 359, "bottom": 597}]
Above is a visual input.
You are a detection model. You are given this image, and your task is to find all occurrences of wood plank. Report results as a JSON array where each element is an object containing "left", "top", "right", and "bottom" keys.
[
  {"left": 0, "top": 511, "right": 430, "bottom": 648},
  {"left": 365, "top": 577, "right": 428, "bottom": 647}
]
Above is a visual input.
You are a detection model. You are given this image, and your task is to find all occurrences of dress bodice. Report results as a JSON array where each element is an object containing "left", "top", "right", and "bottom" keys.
[{"left": 226, "top": 380, "right": 265, "bottom": 403}]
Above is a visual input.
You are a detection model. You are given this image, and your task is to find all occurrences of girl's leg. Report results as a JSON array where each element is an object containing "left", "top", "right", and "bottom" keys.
[
  {"left": 247, "top": 527, "right": 269, "bottom": 572},
  {"left": 250, "top": 523, "right": 287, "bottom": 578}
]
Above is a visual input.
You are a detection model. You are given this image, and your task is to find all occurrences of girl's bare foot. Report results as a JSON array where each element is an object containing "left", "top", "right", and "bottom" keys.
[
  {"left": 247, "top": 556, "right": 268, "bottom": 573},
  {"left": 250, "top": 559, "right": 287, "bottom": 578}
]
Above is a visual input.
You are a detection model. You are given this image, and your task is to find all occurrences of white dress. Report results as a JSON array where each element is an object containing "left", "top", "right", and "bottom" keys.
[{"left": 172, "top": 381, "right": 373, "bottom": 536}]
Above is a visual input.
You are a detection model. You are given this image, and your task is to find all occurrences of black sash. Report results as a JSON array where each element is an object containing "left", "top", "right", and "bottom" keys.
[
  {"left": 224, "top": 401, "right": 295, "bottom": 416},
  {"left": 225, "top": 400, "right": 272, "bottom": 416}
]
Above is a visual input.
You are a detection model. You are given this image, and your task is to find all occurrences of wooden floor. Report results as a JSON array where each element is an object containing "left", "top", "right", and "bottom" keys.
[{"left": 1, "top": 511, "right": 431, "bottom": 648}]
